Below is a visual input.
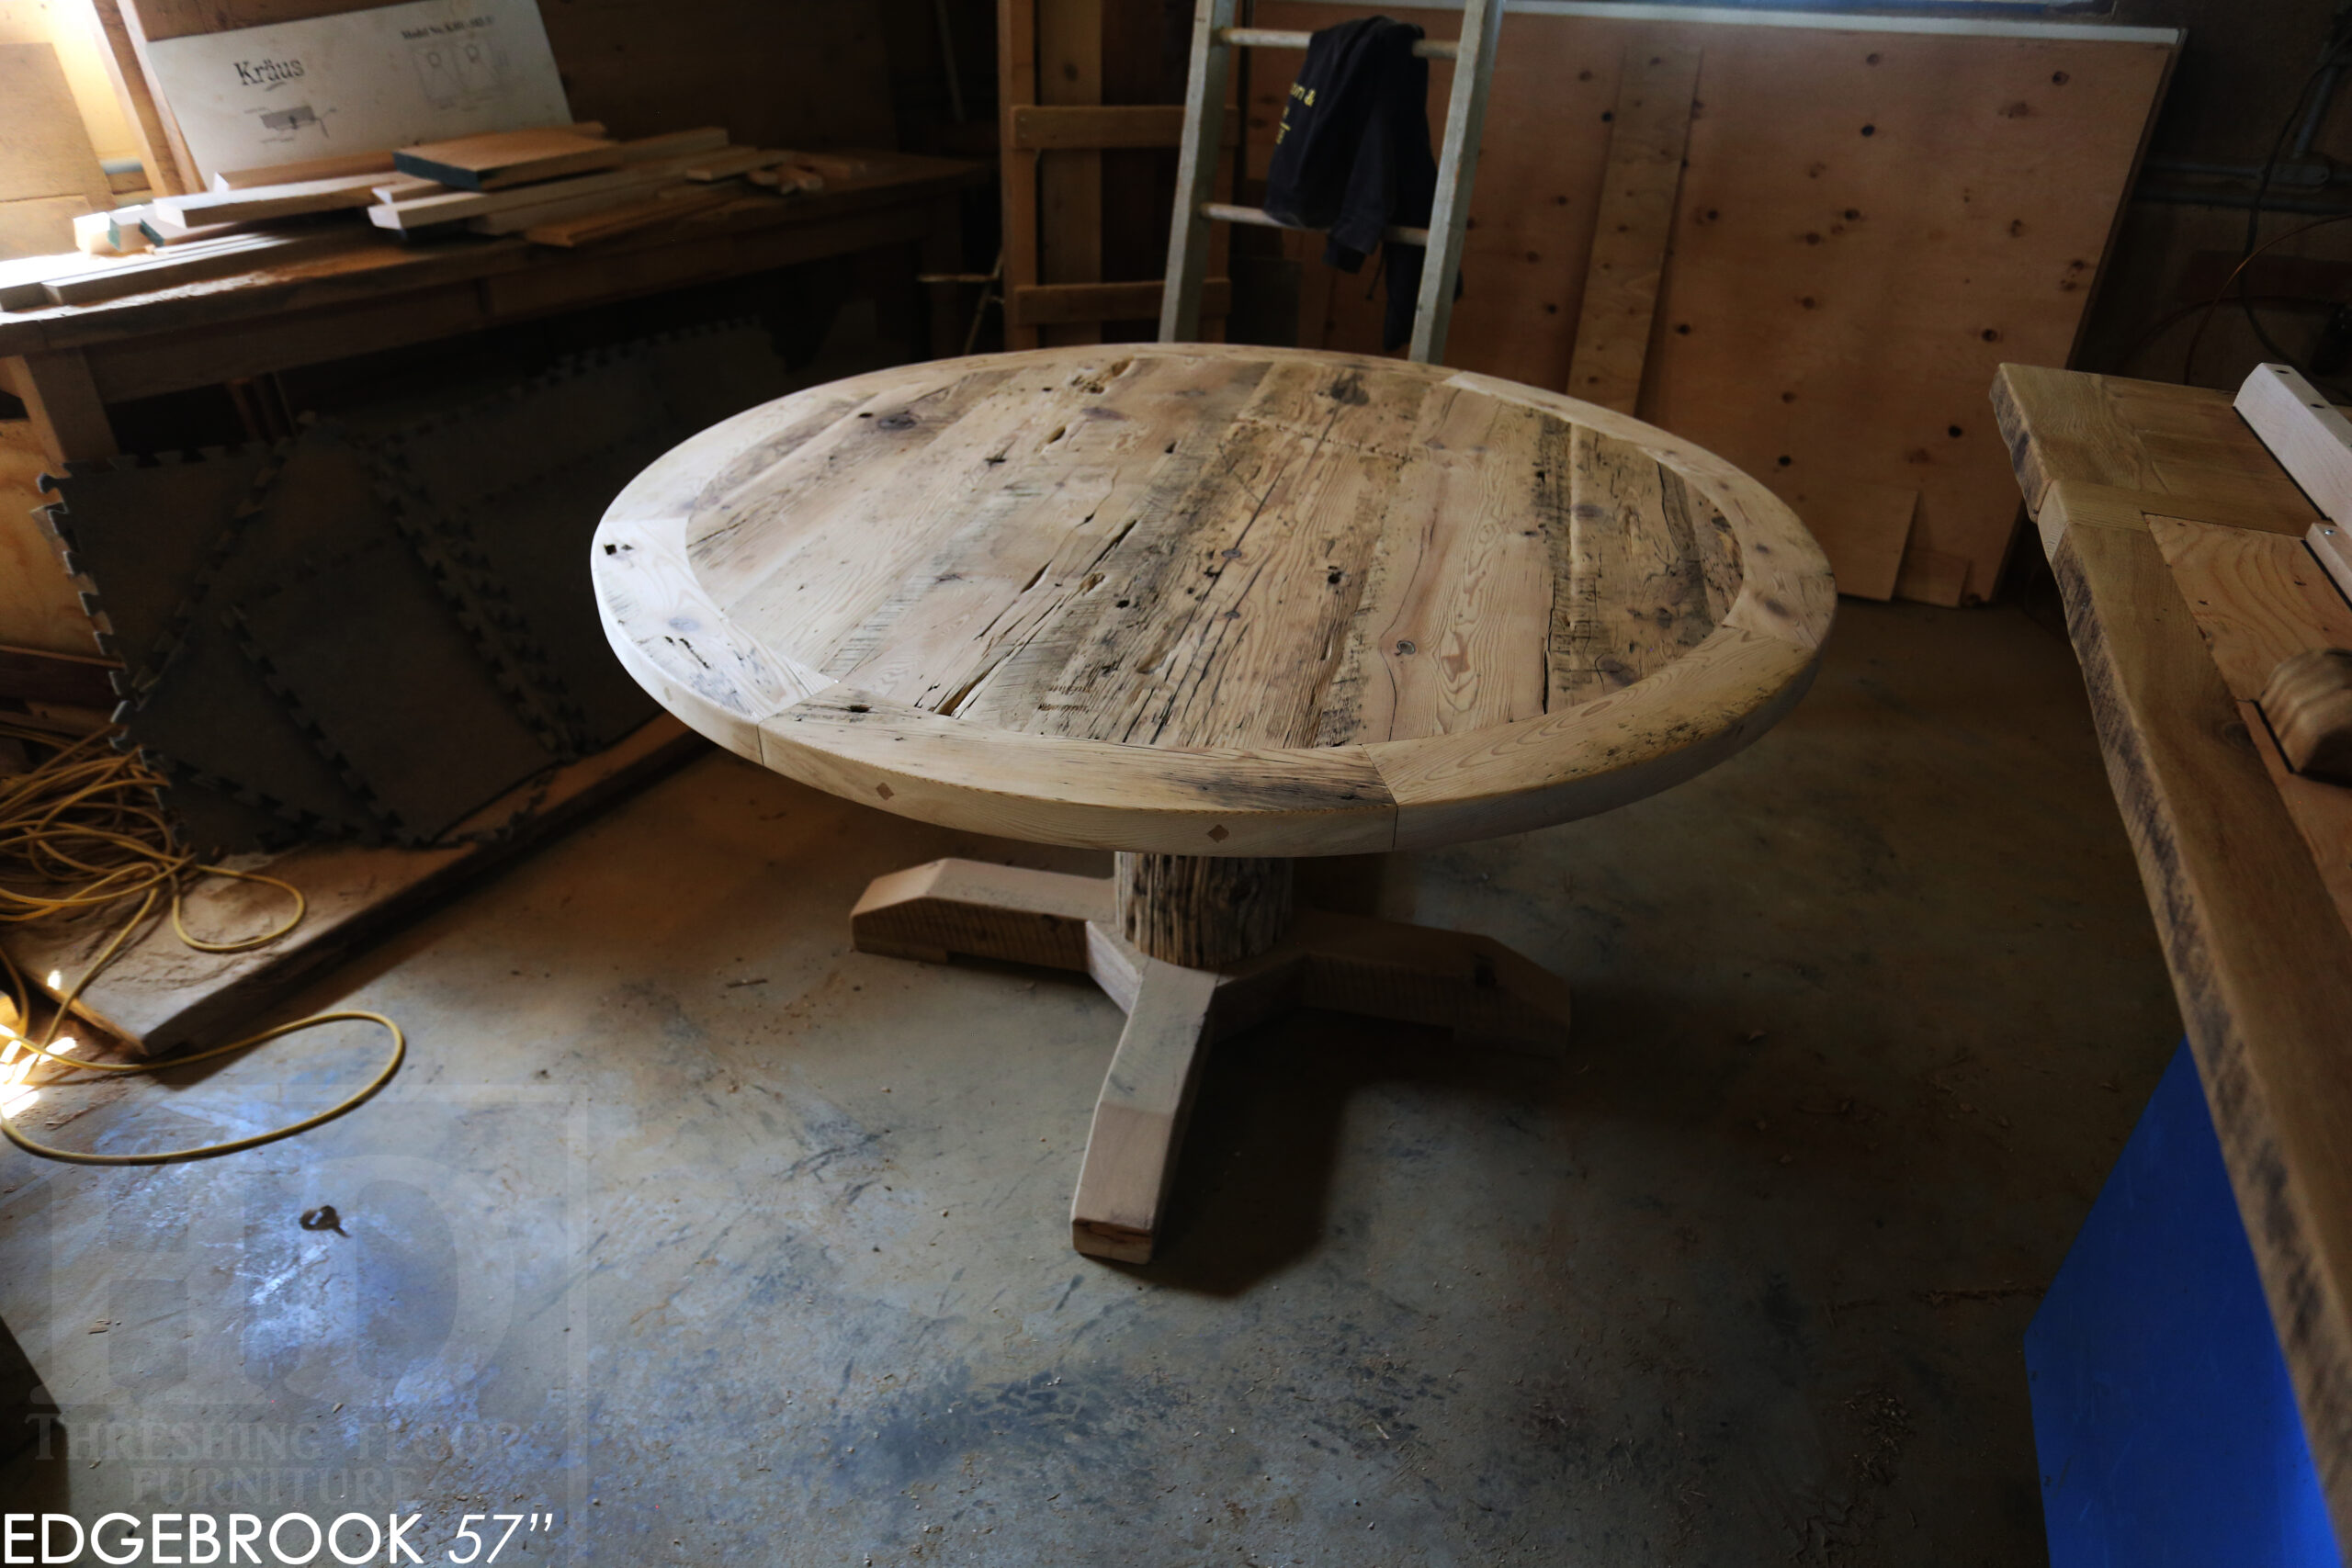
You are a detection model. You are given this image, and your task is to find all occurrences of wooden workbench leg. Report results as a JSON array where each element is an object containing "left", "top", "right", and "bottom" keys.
[
  {"left": 1071, "top": 953, "right": 1221, "bottom": 1262},
  {"left": 11, "top": 352, "right": 118, "bottom": 463},
  {"left": 1114, "top": 852, "right": 1292, "bottom": 968}
]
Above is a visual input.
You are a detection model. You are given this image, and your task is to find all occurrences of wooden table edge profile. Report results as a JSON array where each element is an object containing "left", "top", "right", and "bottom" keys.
[
  {"left": 594, "top": 344, "right": 1837, "bottom": 1264},
  {"left": 1990, "top": 359, "right": 2352, "bottom": 1547}
]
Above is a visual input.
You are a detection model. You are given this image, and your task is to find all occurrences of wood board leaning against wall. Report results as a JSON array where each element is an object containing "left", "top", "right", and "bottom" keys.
[
  {"left": 0, "top": 43, "right": 118, "bottom": 259},
  {"left": 1249, "top": 1, "right": 2177, "bottom": 607}
]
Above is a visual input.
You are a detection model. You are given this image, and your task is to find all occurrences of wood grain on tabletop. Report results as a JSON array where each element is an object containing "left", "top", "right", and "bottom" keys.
[{"left": 593, "top": 345, "right": 1833, "bottom": 856}]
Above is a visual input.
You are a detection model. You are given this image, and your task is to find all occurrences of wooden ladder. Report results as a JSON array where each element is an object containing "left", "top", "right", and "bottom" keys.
[{"left": 1157, "top": 0, "right": 1506, "bottom": 366}]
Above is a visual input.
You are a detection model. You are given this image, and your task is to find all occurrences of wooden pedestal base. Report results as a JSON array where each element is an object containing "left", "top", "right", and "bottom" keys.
[{"left": 850, "top": 857, "right": 1574, "bottom": 1263}]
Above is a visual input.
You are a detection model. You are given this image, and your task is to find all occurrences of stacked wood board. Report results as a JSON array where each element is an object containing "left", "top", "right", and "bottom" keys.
[
  {"left": 0, "top": 126, "right": 862, "bottom": 311},
  {"left": 1246, "top": 1, "right": 2178, "bottom": 606},
  {"left": 360, "top": 128, "right": 862, "bottom": 246}
]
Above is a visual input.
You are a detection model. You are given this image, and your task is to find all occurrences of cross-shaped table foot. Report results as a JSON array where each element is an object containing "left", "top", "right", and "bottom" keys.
[{"left": 850, "top": 856, "right": 1573, "bottom": 1263}]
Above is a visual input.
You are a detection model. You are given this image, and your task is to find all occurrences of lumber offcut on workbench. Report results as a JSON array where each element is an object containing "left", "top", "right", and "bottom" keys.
[
  {"left": 40, "top": 229, "right": 370, "bottom": 305},
  {"left": 150, "top": 172, "right": 392, "bottom": 228},
  {"left": 2238, "top": 362, "right": 2352, "bottom": 529},
  {"left": 368, "top": 141, "right": 711, "bottom": 231},
  {"left": 393, "top": 128, "right": 625, "bottom": 190}
]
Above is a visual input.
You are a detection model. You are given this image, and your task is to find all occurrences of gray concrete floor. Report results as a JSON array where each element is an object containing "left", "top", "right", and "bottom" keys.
[{"left": 1, "top": 600, "right": 2180, "bottom": 1565}]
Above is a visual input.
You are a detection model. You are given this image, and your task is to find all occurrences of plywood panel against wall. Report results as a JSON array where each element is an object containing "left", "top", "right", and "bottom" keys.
[
  {"left": 0, "top": 41, "right": 113, "bottom": 257},
  {"left": 0, "top": 41, "right": 112, "bottom": 207},
  {"left": 0, "top": 0, "right": 141, "bottom": 165},
  {"left": 1648, "top": 27, "right": 2171, "bottom": 604},
  {"left": 1252, "top": 3, "right": 2172, "bottom": 605},
  {"left": 1241, "top": 20, "right": 1615, "bottom": 388}
]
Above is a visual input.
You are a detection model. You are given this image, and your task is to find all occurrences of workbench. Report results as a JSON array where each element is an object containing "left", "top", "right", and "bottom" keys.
[
  {"left": 1993, "top": 363, "right": 2352, "bottom": 1559},
  {"left": 0, "top": 152, "right": 988, "bottom": 1062},
  {"left": 0, "top": 152, "right": 988, "bottom": 465}
]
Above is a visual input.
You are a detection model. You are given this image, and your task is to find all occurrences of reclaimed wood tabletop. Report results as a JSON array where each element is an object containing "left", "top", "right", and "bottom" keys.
[{"left": 592, "top": 344, "right": 1835, "bottom": 858}]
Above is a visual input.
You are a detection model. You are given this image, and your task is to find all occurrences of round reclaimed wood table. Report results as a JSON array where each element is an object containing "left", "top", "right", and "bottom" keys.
[{"left": 594, "top": 344, "right": 1835, "bottom": 1263}]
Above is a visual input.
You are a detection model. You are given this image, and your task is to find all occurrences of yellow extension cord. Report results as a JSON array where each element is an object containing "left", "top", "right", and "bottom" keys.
[{"left": 0, "top": 720, "right": 403, "bottom": 1166}]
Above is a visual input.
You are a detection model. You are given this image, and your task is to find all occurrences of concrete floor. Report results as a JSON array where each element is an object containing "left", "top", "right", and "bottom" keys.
[{"left": 1, "top": 599, "right": 2181, "bottom": 1565}]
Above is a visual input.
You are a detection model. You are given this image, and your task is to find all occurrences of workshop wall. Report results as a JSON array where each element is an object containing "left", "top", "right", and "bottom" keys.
[{"left": 2074, "top": 0, "right": 2352, "bottom": 395}]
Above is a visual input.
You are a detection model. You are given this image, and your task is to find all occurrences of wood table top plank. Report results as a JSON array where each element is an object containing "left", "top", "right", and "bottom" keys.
[
  {"left": 1363, "top": 394, "right": 1555, "bottom": 744},
  {"left": 598, "top": 344, "right": 1835, "bottom": 855}
]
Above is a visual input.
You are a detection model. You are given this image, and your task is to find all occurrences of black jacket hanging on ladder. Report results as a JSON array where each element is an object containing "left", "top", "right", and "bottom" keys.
[{"left": 1261, "top": 16, "right": 1447, "bottom": 352}]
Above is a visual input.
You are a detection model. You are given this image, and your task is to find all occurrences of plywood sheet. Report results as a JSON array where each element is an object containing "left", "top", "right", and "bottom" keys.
[
  {"left": 0, "top": 43, "right": 113, "bottom": 209},
  {"left": 0, "top": 196, "right": 99, "bottom": 262},
  {"left": 1782, "top": 479, "right": 1916, "bottom": 603},
  {"left": 0, "top": 419, "right": 90, "bottom": 655},
  {"left": 1254, "top": 3, "right": 2172, "bottom": 606}
]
